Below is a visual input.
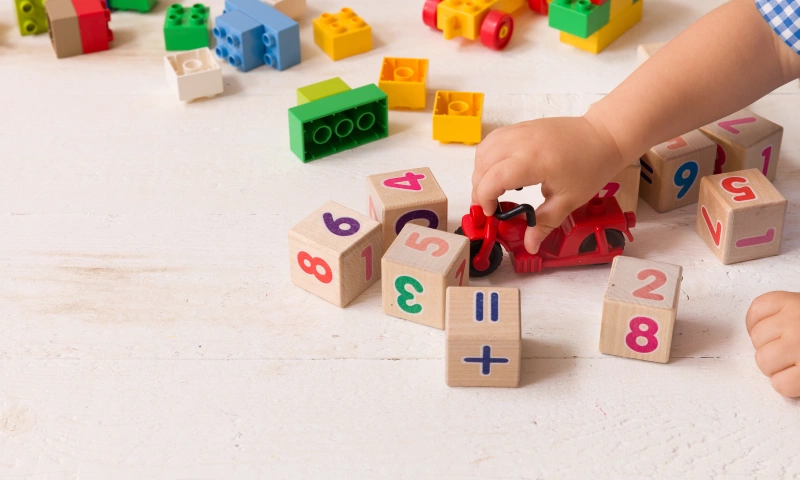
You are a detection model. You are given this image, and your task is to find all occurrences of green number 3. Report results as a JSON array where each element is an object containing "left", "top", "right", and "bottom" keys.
[{"left": 395, "top": 275, "right": 423, "bottom": 314}]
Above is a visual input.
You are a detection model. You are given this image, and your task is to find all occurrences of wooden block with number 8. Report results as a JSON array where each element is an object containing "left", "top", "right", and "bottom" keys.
[
  {"left": 366, "top": 167, "right": 448, "bottom": 252},
  {"left": 600, "top": 256, "right": 683, "bottom": 364},
  {"left": 595, "top": 161, "right": 641, "bottom": 213},
  {"left": 446, "top": 287, "right": 521, "bottom": 388},
  {"left": 382, "top": 223, "right": 469, "bottom": 329},
  {"left": 288, "top": 201, "right": 382, "bottom": 307},
  {"left": 696, "top": 169, "right": 787, "bottom": 265},
  {"left": 699, "top": 109, "right": 783, "bottom": 181},
  {"left": 639, "top": 130, "right": 716, "bottom": 212}
]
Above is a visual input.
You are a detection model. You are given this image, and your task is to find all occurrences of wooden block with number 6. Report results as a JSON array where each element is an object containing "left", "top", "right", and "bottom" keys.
[
  {"left": 594, "top": 161, "right": 641, "bottom": 213},
  {"left": 639, "top": 130, "right": 716, "bottom": 212},
  {"left": 600, "top": 256, "right": 683, "bottom": 363},
  {"left": 696, "top": 169, "right": 787, "bottom": 265},
  {"left": 288, "top": 201, "right": 382, "bottom": 307},
  {"left": 446, "top": 287, "right": 521, "bottom": 388},
  {"left": 382, "top": 223, "right": 469, "bottom": 329},
  {"left": 700, "top": 109, "right": 783, "bottom": 181},
  {"left": 366, "top": 167, "right": 448, "bottom": 252}
]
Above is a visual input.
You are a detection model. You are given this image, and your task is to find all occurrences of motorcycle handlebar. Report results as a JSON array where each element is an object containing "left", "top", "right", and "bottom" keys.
[{"left": 494, "top": 203, "right": 537, "bottom": 227}]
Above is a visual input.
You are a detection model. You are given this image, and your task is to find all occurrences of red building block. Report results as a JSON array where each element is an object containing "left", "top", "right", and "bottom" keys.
[{"left": 72, "top": 0, "right": 112, "bottom": 54}]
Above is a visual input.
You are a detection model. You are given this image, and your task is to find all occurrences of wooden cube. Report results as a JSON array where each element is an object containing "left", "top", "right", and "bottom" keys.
[
  {"left": 382, "top": 223, "right": 469, "bottom": 329},
  {"left": 595, "top": 161, "right": 640, "bottom": 213},
  {"left": 600, "top": 256, "right": 682, "bottom": 363},
  {"left": 288, "top": 201, "right": 382, "bottom": 307},
  {"left": 636, "top": 41, "right": 666, "bottom": 65},
  {"left": 695, "top": 169, "right": 787, "bottom": 265},
  {"left": 700, "top": 109, "right": 783, "bottom": 181},
  {"left": 639, "top": 130, "right": 716, "bottom": 212},
  {"left": 366, "top": 167, "right": 448, "bottom": 252},
  {"left": 445, "top": 287, "right": 521, "bottom": 387}
]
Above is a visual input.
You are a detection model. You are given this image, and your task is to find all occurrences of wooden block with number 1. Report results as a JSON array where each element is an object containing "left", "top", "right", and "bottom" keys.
[
  {"left": 600, "top": 256, "right": 683, "bottom": 363},
  {"left": 288, "top": 201, "right": 382, "bottom": 307},
  {"left": 366, "top": 167, "right": 448, "bottom": 252},
  {"left": 594, "top": 161, "right": 641, "bottom": 213},
  {"left": 382, "top": 223, "right": 469, "bottom": 330}
]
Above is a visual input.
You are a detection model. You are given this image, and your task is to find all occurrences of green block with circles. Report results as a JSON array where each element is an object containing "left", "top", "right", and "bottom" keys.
[
  {"left": 164, "top": 3, "right": 210, "bottom": 51},
  {"left": 15, "top": 0, "right": 48, "bottom": 36}
]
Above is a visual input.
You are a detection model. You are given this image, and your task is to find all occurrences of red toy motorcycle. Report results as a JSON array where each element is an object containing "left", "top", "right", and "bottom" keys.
[{"left": 456, "top": 196, "right": 636, "bottom": 277}]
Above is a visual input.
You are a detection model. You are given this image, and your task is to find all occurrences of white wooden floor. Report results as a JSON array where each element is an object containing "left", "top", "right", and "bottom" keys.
[{"left": 2, "top": 0, "right": 800, "bottom": 477}]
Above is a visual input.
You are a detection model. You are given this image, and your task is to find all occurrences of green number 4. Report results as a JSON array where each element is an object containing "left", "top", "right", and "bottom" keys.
[{"left": 395, "top": 275, "right": 423, "bottom": 314}]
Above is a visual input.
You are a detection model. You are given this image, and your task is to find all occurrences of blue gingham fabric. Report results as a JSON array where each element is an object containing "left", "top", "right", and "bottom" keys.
[{"left": 756, "top": 0, "right": 800, "bottom": 54}]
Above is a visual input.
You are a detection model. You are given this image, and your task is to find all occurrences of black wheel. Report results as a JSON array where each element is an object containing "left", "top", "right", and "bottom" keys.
[
  {"left": 578, "top": 229, "right": 626, "bottom": 254},
  {"left": 455, "top": 227, "right": 503, "bottom": 277}
]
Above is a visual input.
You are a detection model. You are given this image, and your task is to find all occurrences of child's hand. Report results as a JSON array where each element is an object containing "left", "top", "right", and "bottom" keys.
[
  {"left": 471, "top": 114, "right": 629, "bottom": 254},
  {"left": 746, "top": 291, "right": 800, "bottom": 398}
]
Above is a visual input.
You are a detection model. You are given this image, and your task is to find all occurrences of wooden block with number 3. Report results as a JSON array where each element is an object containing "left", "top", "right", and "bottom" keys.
[
  {"left": 700, "top": 109, "right": 783, "bottom": 181},
  {"left": 446, "top": 287, "right": 521, "bottom": 388},
  {"left": 639, "top": 130, "right": 716, "bottom": 212},
  {"left": 594, "top": 161, "right": 641, "bottom": 213},
  {"left": 288, "top": 201, "right": 382, "bottom": 307},
  {"left": 366, "top": 167, "right": 448, "bottom": 252},
  {"left": 600, "top": 256, "right": 683, "bottom": 364},
  {"left": 696, "top": 169, "right": 787, "bottom": 265},
  {"left": 382, "top": 223, "right": 469, "bottom": 329}
]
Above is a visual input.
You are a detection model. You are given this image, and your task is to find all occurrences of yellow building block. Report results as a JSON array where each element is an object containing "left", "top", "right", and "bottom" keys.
[
  {"left": 560, "top": 0, "right": 642, "bottom": 53},
  {"left": 313, "top": 7, "right": 372, "bottom": 61},
  {"left": 609, "top": 0, "right": 634, "bottom": 19},
  {"left": 432, "top": 91, "right": 484, "bottom": 146},
  {"left": 436, "top": 0, "right": 524, "bottom": 41},
  {"left": 378, "top": 57, "right": 428, "bottom": 110}
]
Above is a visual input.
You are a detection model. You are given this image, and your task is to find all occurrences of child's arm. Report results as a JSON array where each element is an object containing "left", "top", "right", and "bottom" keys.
[
  {"left": 747, "top": 292, "right": 800, "bottom": 397},
  {"left": 472, "top": 0, "right": 800, "bottom": 254}
]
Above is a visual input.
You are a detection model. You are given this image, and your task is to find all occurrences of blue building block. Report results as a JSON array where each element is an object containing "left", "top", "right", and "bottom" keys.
[
  {"left": 213, "top": 11, "right": 265, "bottom": 72},
  {"left": 222, "top": 0, "right": 300, "bottom": 71}
]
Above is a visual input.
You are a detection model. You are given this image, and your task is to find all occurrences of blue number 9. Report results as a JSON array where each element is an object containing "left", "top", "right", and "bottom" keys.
[{"left": 674, "top": 161, "right": 699, "bottom": 199}]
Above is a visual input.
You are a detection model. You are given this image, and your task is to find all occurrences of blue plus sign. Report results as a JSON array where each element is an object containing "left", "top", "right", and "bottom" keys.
[{"left": 463, "top": 345, "right": 509, "bottom": 376}]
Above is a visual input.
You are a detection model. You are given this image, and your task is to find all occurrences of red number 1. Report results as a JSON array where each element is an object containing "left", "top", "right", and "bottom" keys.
[
  {"left": 455, "top": 259, "right": 466, "bottom": 286},
  {"left": 361, "top": 245, "right": 373, "bottom": 282}
]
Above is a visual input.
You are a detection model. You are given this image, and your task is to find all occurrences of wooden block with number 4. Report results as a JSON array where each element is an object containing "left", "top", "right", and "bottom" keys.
[
  {"left": 696, "top": 169, "right": 787, "bottom": 265},
  {"left": 639, "top": 130, "right": 716, "bottom": 212},
  {"left": 366, "top": 167, "right": 448, "bottom": 252},
  {"left": 288, "top": 201, "right": 382, "bottom": 307},
  {"left": 446, "top": 287, "right": 521, "bottom": 388},
  {"left": 600, "top": 256, "right": 683, "bottom": 364},
  {"left": 700, "top": 109, "right": 783, "bottom": 181},
  {"left": 594, "top": 161, "right": 640, "bottom": 213},
  {"left": 382, "top": 223, "right": 469, "bottom": 329}
]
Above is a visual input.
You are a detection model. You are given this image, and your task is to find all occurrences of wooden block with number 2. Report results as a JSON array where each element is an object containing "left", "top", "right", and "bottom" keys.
[
  {"left": 382, "top": 223, "right": 469, "bottom": 330},
  {"left": 288, "top": 201, "right": 382, "bottom": 307},
  {"left": 600, "top": 256, "right": 683, "bottom": 364}
]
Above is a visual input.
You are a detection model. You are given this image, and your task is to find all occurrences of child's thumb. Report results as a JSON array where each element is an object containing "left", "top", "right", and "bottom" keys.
[{"left": 524, "top": 195, "right": 576, "bottom": 254}]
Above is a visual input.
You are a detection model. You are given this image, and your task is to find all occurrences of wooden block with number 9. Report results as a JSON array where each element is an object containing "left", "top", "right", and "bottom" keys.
[
  {"left": 600, "top": 256, "right": 683, "bottom": 364},
  {"left": 288, "top": 201, "right": 382, "bottom": 307},
  {"left": 382, "top": 223, "right": 469, "bottom": 329},
  {"left": 366, "top": 167, "right": 448, "bottom": 252}
]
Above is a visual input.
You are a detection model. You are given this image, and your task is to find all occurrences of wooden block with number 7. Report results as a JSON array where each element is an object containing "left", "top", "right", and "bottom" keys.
[
  {"left": 594, "top": 161, "right": 641, "bottom": 213},
  {"left": 288, "top": 201, "right": 382, "bottom": 307},
  {"left": 382, "top": 223, "right": 469, "bottom": 329},
  {"left": 366, "top": 167, "right": 448, "bottom": 252},
  {"left": 600, "top": 256, "right": 683, "bottom": 363}
]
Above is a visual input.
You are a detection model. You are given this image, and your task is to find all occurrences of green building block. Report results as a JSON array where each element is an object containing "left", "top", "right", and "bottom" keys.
[
  {"left": 108, "top": 0, "right": 157, "bottom": 13},
  {"left": 164, "top": 3, "right": 210, "bottom": 51},
  {"left": 14, "top": 0, "right": 48, "bottom": 36},
  {"left": 548, "top": 0, "right": 610, "bottom": 39},
  {"left": 297, "top": 78, "right": 352, "bottom": 105},
  {"left": 289, "top": 84, "right": 389, "bottom": 162}
]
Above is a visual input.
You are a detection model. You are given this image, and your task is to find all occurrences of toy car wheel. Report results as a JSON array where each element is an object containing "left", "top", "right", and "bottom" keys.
[
  {"left": 456, "top": 228, "right": 504, "bottom": 277},
  {"left": 578, "top": 229, "right": 626, "bottom": 254},
  {"left": 423, "top": 0, "right": 444, "bottom": 29},
  {"left": 480, "top": 10, "right": 514, "bottom": 50}
]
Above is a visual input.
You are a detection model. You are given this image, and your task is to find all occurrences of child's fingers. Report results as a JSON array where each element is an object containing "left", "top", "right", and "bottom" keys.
[
  {"left": 522, "top": 195, "right": 574, "bottom": 254},
  {"left": 771, "top": 365, "right": 800, "bottom": 398},
  {"left": 746, "top": 291, "right": 791, "bottom": 333},
  {"left": 474, "top": 157, "right": 540, "bottom": 216},
  {"left": 472, "top": 134, "right": 513, "bottom": 193},
  {"left": 755, "top": 338, "right": 796, "bottom": 376},
  {"left": 748, "top": 313, "right": 785, "bottom": 349}
]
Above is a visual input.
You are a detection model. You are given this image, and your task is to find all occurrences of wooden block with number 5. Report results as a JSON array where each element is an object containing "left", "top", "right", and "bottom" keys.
[
  {"left": 366, "top": 167, "right": 448, "bottom": 252},
  {"left": 594, "top": 161, "right": 640, "bottom": 213},
  {"left": 696, "top": 169, "right": 787, "bottom": 265},
  {"left": 288, "top": 201, "right": 382, "bottom": 307},
  {"left": 639, "top": 130, "right": 716, "bottom": 212},
  {"left": 446, "top": 287, "right": 521, "bottom": 388},
  {"left": 700, "top": 109, "right": 783, "bottom": 181},
  {"left": 600, "top": 256, "right": 683, "bottom": 363},
  {"left": 382, "top": 223, "right": 469, "bottom": 329}
]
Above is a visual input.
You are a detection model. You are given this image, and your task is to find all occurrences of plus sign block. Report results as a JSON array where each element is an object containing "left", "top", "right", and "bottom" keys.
[
  {"left": 366, "top": 167, "right": 448, "bottom": 252},
  {"left": 696, "top": 169, "right": 787, "bottom": 265},
  {"left": 600, "top": 256, "right": 682, "bottom": 363},
  {"left": 639, "top": 130, "right": 716, "bottom": 213},
  {"left": 595, "top": 160, "right": 640, "bottom": 213},
  {"left": 700, "top": 109, "right": 783, "bottom": 181},
  {"left": 445, "top": 287, "right": 521, "bottom": 387},
  {"left": 289, "top": 201, "right": 382, "bottom": 307},
  {"left": 382, "top": 224, "right": 469, "bottom": 330}
]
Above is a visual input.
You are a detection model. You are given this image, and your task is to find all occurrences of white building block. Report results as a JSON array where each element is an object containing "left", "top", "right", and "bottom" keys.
[{"left": 164, "top": 48, "right": 223, "bottom": 103}]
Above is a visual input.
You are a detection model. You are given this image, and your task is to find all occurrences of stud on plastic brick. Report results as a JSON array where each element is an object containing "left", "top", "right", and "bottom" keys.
[
  {"left": 165, "top": 47, "right": 223, "bottom": 102},
  {"left": 222, "top": 0, "right": 301, "bottom": 71},
  {"left": 164, "top": 3, "right": 209, "bottom": 51},
  {"left": 15, "top": 0, "right": 48, "bottom": 35},
  {"left": 313, "top": 7, "right": 372, "bottom": 61},
  {"left": 378, "top": 57, "right": 428, "bottom": 110},
  {"left": 213, "top": 10, "right": 265, "bottom": 72}
]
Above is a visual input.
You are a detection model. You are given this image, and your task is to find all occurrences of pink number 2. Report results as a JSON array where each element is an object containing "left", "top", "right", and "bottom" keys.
[
  {"left": 761, "top": 146, "right": 771, "bottom": 176},
  {"left": 361, "top": 245, "right": 373, "bottom": 282},
  {"left": 632, "top": 269, "right": 667, "bottom": 301},
  {"left": 594, "top": 182, "right": 620, "bottom": 199}
]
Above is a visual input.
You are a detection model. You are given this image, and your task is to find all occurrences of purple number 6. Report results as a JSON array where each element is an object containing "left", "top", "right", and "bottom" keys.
[{"left": 323, "top": 212, "right": 361, "bottom": 237}]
